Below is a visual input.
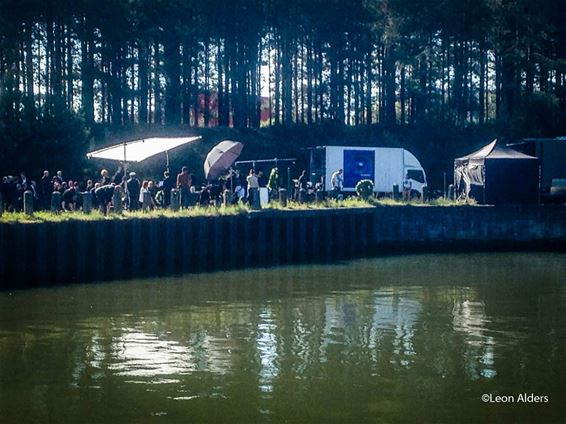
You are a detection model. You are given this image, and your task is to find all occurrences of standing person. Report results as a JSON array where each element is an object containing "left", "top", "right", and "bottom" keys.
[
  {"left": 246, "top": 169, "right": 259, "bottom": 203},
  {"left": 112, "top": 166, "right": 124, "bottom": 185},
  {"left": 40, "top": 170, "right": 52, "bottom": 210},
  {"left": 403, "top": 173, "right": 412, "bottom": 201},
  {"left": 100, "top": 169, "right": 111, "bottom": 186},
  {"left": 296, "top": 170, "right": 308, "bottom": 201},
  {"left": 267, "top": 167, "right": 279, "bottom": 198},
  {"left": 331, "top": 168, "right": 343, "bottom": 192},
  {"left": 257, "top": 169, "right": 266, "bottom": 187},
  {"left": 161, "top": 170, "right": 174, "bottom": 207},
  {"left": 126, "top": 172, "right": 141, "bottom": 210},
  {"left": 55, "top": 170, "right": 64, "bottom": 184},
  {"left": 148, "top": 181, "right": 158, "bottom": 207},
  {"left": 177, "top": 166, "right": 192, "bottom": 208},
  {"left": 139, "top": 180, "right": 155, "bottom": 211},
  {"left": 19, "top": 172, "right": 28, "bottom": 190}
]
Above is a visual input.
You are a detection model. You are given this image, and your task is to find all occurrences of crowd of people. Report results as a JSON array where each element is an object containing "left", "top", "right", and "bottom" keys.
[{"left": 0, "top": 165, "right": 308, "bottom": 214}]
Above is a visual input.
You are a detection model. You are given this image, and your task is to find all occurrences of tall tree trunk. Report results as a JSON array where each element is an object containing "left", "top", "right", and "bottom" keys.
[
  {"left": 164, "top": 35, "right": 181, "bottom": 126},
  {"left": 153, "top": 42, "right": 162, "bottom": 125},
  {"left": 138, "top": 41, "right": 149, "bottom": 125}
]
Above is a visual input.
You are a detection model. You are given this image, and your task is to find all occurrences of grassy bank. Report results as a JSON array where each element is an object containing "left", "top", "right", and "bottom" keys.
[{"left": 0, "top": 197, "right": 467, "bottom": 224}]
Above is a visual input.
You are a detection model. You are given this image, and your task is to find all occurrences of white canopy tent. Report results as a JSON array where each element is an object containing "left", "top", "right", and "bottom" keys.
[{"left": 86, "top": 136, "right": 201, "bottom": 168}]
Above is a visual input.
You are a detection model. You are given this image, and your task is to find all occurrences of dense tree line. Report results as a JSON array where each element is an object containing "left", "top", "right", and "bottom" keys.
[{"left": 0, "top": 0, "right": 565, "bottom": 172}]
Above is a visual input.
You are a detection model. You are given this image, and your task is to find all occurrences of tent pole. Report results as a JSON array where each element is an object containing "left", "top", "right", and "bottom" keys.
[
  {"left": 123, "top": 141, "right": 128, "bottom": 200},
  {"left": 166, "top": 150, "right": 170, "bottom": 172}
]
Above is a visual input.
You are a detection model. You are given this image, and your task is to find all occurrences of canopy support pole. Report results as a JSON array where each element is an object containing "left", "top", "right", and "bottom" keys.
[{"left": 166, "top": 150, "right": 170, "bottom": 172}]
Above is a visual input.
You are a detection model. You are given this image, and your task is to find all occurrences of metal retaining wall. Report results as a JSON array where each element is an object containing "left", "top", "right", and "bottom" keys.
[{"left": 1, "top": 206, "right": 565, "bottom": 289}]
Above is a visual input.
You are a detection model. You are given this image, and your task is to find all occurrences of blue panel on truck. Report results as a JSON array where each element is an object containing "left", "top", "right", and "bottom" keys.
[{"left": 343, "top": 150, "right": 375, "bottom": 188}]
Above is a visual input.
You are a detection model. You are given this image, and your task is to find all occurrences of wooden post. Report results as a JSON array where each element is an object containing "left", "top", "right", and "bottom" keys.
[
  {"left": 23, "top": 191, "right": 34, "bottom": 215},
  {"left": 51, "top": 191, "right": 62, "bottom": 212},
  {"left": 170, "top": 189, "right": 180, "bottom": 211},
  {"left": 251, "top": 188, "right": 261, "bottom": 210},
  {"left": 82, "top": 191, "right": 93, "bottom": 214},
  {"left": 278, "top": 188, "right": 287, "bottom": 207},
  {"left": 112, "top": 188, "right": 123, "bottom": 214},
  {"left": 448, "top": 184, "right": 454, "bottom": 200},
  {"left": 223, "top": 190, "right": 231, "bottom": 207}
]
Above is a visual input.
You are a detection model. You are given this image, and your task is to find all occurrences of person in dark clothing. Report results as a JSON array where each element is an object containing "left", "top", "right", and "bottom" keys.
[
  {"left": 209, "top": 180, "right": 224, "bottom": 204},
  {"left": 91, "top": 183, "right": 100, "bottom": 209},
  {"left": 62, "top": 185, "right": 77, "bottom": 211},
  {"left": 177, "top": 166, "right": 192, "bottom": 208},
  {"left": 20, "top": 172, "right": 28, "bottom": 191},
  {"left": 100, "top": 169, "right": 111, "bottom": 186},
  {"left": 126, "top": 172, "right": 141, "bottom": 211},
  {"left": 95, "top": 183, "right": 115, "bottom": 215},
  {"left": 161, "top": 171, "right": 174, "bottom": 206},
  {"left": 2, "top": 176, "right": 18, "bottom": 211},
  {"left": 257, "top": 169, "right": 266, "bottom": 188},
  {"left": 0, "top": 177, "right": 8, "bottom": 210},
  {"left": 112, "top": 167, "right": 124, "bottom": 185},
  {"left": 199, "top": 185, "right": 211, "bottom": 206},
  {"left": 40, "top": 170, "right": 52, "bottom": 210}
]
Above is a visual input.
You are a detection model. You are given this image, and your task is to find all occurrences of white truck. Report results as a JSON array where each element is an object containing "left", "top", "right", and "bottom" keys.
[{"left": 309, "top": 146, "right": 427, "bottom": 196}]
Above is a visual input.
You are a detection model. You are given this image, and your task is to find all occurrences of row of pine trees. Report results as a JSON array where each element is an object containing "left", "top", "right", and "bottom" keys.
[{"left": 1, "top": 0, "right": 564, "bottom": 131}]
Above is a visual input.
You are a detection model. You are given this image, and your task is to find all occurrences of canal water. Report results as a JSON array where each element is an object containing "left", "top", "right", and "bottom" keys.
[{"left": 0, "top": 253, "right": 564, "bottom": 423}]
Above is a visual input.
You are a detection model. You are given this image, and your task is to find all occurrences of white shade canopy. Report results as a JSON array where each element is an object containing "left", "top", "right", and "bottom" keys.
[{"left": 86, "top": 136, "right": 201, "bottom": 162}]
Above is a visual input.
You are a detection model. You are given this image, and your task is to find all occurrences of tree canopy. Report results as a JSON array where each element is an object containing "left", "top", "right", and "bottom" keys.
[{"left": 0, "top": 0, "right": 565, "bottom": 174}]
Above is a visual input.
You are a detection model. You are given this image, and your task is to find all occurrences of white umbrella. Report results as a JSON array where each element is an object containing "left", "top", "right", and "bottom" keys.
[
  {"left": 87, "top": 136, "right": 202, "bottom": 169},
  {"left": 204, "top": 140, "right": 244, "bottom": 181}
]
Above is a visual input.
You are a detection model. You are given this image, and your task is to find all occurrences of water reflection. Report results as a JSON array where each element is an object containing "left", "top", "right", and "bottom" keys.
[{"left": 0, "top": 253, "right": 564, "bottom": 423}]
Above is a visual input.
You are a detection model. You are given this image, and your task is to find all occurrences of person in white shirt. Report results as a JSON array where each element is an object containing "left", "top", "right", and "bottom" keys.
[
  {"left": 331, "top": 169, "right": 344, "bottom": 191},
  {"left": 246, "top": 169, "right": 259, "bottom": 203}
]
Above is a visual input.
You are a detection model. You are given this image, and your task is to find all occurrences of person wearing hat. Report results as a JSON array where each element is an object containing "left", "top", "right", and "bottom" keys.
[{"left": 126, "top": 171, "right": 141, "bottom": 210}]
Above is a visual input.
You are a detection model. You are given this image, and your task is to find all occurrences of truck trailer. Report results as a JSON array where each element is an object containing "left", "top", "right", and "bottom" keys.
[
  {"left": 507, "top": 137, "right": 566, "bottom": 200},
  {"left": 309, "top": 146, "right": 427, "bottom": 195}
]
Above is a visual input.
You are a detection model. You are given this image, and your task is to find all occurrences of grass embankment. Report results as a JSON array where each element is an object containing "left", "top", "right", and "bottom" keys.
[{"left": 0, "top": 197, "right": 469, "bottom": 224}]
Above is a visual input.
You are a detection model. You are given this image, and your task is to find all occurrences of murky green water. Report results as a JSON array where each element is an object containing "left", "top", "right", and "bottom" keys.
[{"left": 0, "top": 253, "right": 565, "bottom": 423}]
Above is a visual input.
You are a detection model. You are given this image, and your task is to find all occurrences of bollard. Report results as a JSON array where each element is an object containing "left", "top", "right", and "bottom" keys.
[
  {"left": 142, "top": 190, "right": 152, "bottom": 211},
  {"left": 448, "top": 184, "right": 454, "bottom": 200},
  {"left": 223, "top": 190, "right": 231, "bottom": 207},
  {"left": 250, "top": 188, "right": 261, "bottom": 210},
  {"left": 82, "top": 191, "right": 93, "bottom": 214},
  {"left": 23, "top": 190, "right": 34, "bottom": 215},
  {"left": 112, "top": 189, "right": 123, "bottom": 214},
  {"left": 315, "top": 191, "right": 325, "bottom": 203},
  {"left": 170, "top": 189, "right": 180, "bottom": 211},
  {"left": 278, "top": 189, "right": 288, "bottom": 207},
  {"left": 51, "top": 191, "right": 62, "bottom": 212}
]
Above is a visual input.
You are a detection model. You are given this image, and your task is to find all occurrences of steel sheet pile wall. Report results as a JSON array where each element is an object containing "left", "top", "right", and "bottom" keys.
[{"left": 1, "top": 206, "right": 565, "bottom": 289}]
